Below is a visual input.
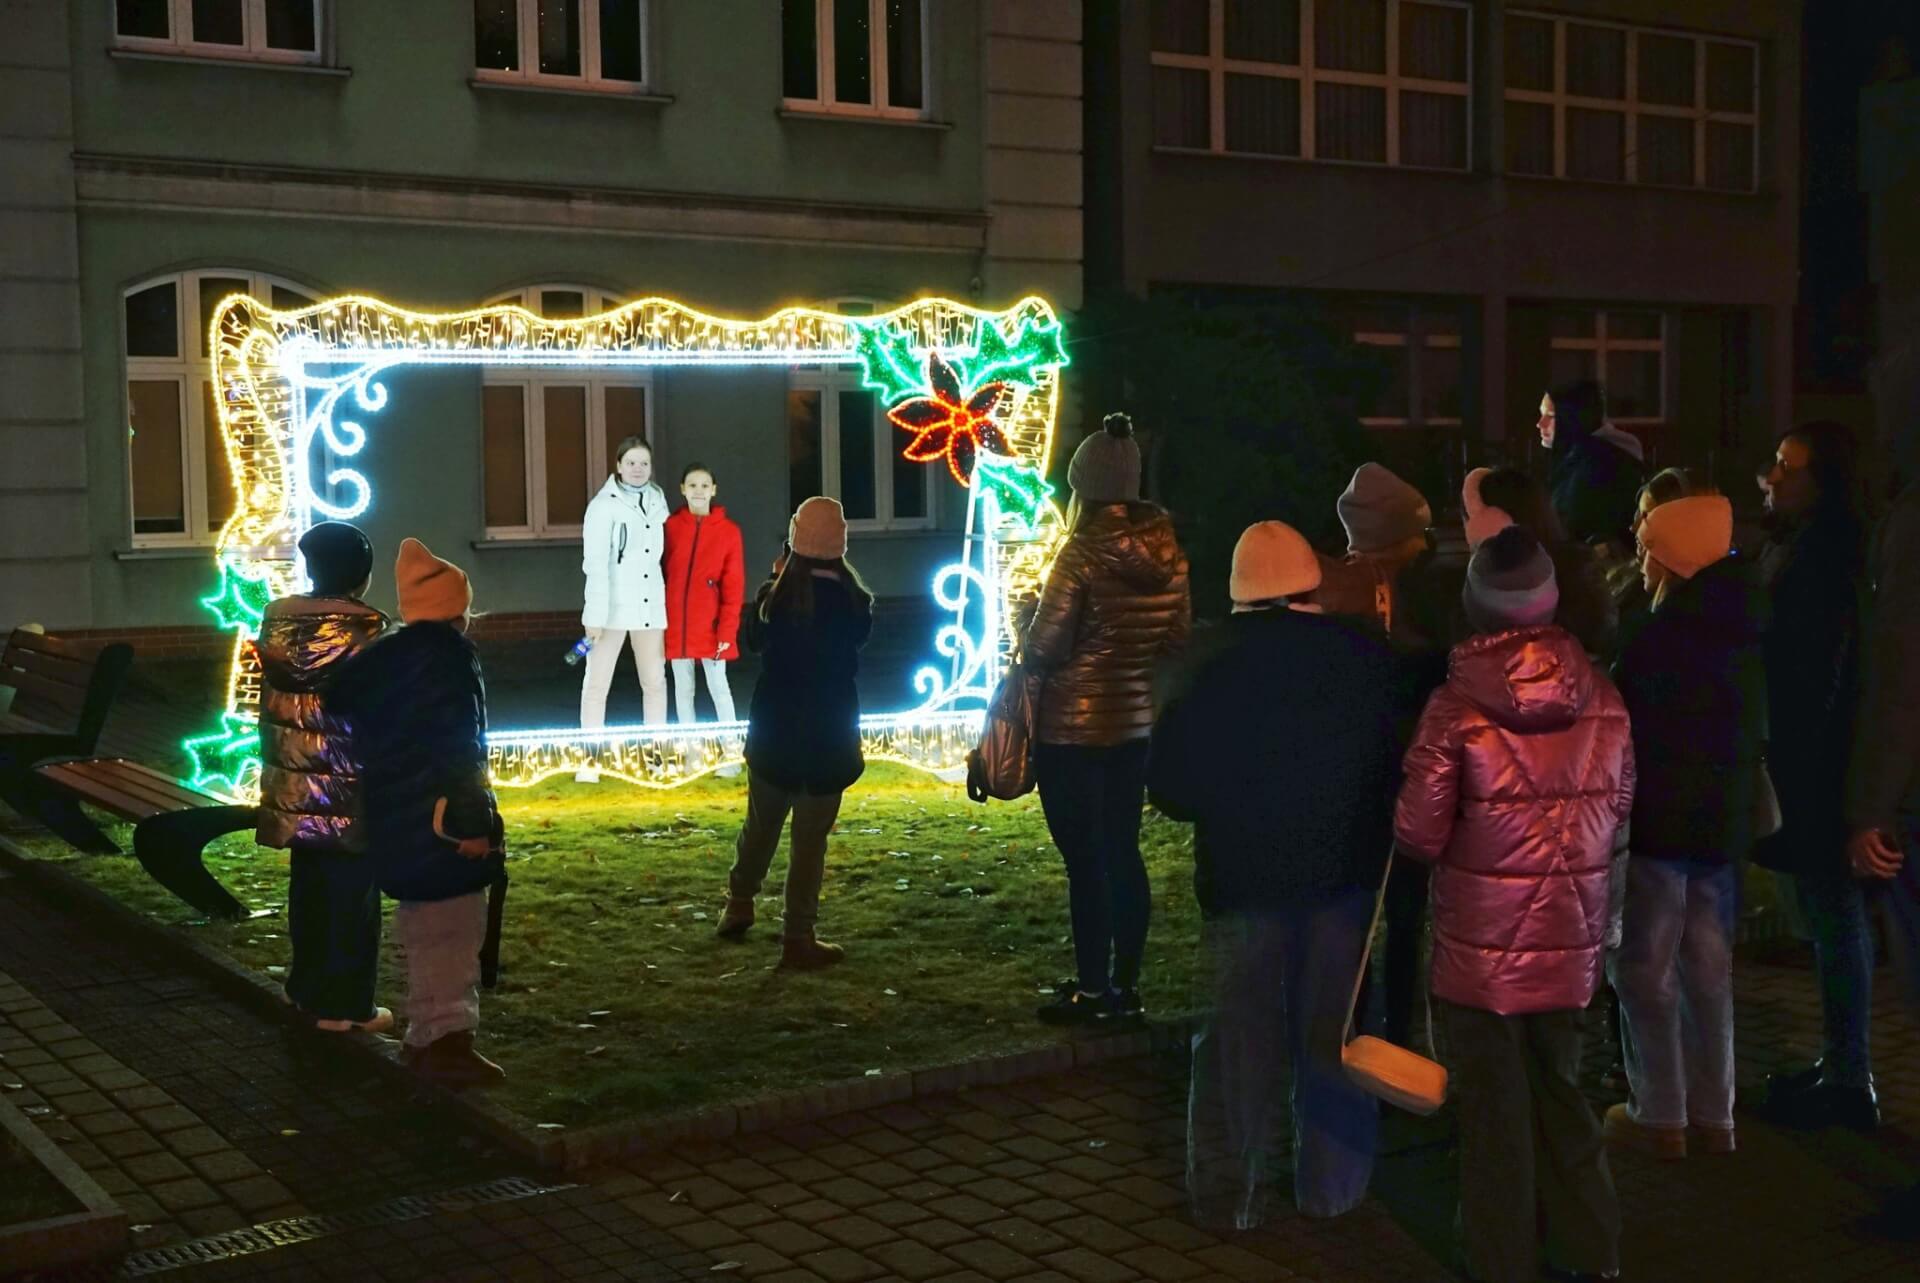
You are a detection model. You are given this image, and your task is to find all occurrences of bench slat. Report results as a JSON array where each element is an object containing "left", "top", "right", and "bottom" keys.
[
  {"left": 6, "top": 668, "right": 90, "bottom": 721},
  {"left": 36, "top": 769, "right": 170, "bottom": 822},
  {"left": 1, "top": 642, "right": 97, "bottom": 690},
  {"left": 5, "top": 630, "right": 113, "bottom": 665},
  {"left": 89, "top": 760, "right": 216, "bottom": 810}
]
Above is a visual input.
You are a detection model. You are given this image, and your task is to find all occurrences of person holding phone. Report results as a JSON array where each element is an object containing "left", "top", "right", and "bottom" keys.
[{"left": 578, "top": 435, "right": 670, "bottom": 781}]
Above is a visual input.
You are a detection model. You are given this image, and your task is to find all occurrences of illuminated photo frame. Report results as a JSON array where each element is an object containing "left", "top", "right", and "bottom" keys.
[{"left": 185, "top": 293, "right": 1070, "bottom": 797}]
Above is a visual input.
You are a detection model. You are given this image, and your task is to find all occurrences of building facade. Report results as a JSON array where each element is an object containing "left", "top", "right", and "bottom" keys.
[
  {"left": 1086, "top": 0, "right": 1800, "bottom": 504},
  {"left": 0, "top": 0, "right": 1083, "bottom": 645}
]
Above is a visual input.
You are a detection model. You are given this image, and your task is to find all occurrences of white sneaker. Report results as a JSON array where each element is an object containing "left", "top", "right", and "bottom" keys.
[
  {"left": 574, "top": 767, "right": 601, "bottom": 784},
  {"left": 310, "top": 1006, "right": 395, "bottom": 1035},
  {"left": 716, "top": 763, "right": 742, "bottom": 779}
]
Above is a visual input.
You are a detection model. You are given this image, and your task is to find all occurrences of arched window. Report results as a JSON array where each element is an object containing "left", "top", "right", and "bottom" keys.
[
  {"left": 123, "top": 269, "right": 318, "bottom": 543},
  {"left": 787, "top": 298, "right": 933, "bottom": 530},
  {"left": 480, "top": 286, "right": 656, "bottom": 538}
]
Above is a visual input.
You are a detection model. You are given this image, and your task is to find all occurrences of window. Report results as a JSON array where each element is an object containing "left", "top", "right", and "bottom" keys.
[
  {"left": 1504, "top": 13, "right": 1758, "bottom": 192},
  {"left": 1349, "top": 301, "right": 1464, "bottom": 428},
  {"left": 782, "top": 0, "right": 927, "bottom": 118},
  {"left": 473, "top": 0, "right": 648, "bottom": 90},
  {"left": 788, "top": 365, "right": 932, "bottom": 530},
  {"left": 113, "top": 0, "right": 322, "bottom": 63},
  {"left": 124, "top": 270, "right": 318, "bottom": 543},
  {"left": 481, "top": 287, "right": 654, "bottom": 538},
  {"left": 1149, "top": 0, "right": 1471, "bottom": 169},
  {"left": 1547, "top": 308, "right": 1665, "bottom": 423}
]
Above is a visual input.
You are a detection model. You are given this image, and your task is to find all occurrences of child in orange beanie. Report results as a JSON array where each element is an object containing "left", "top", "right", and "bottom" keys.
[{"left": 333, "top": 538, "right": 507, "bottom": 1088}]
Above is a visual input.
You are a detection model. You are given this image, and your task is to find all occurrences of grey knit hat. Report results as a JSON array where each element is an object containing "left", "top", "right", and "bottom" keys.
[
  {"left": 1463, "top": 525, "right": 1559, "bottom": 634},
  {"left": 1338, "top": 462, "right": 1433, "bottom": 554},
  {"left": 1067, "top": 413, "right": 1142, "bottom": 504}
]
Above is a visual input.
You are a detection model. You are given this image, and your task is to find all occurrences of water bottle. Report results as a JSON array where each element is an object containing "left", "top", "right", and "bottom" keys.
[{"left": 563, "top": 636, "right": 592, "bottom": 667}]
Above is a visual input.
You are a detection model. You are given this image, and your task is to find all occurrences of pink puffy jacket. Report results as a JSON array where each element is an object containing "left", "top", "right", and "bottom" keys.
[{"left": 1394, "top": 626, "right": 1635, "bottom": 1016}]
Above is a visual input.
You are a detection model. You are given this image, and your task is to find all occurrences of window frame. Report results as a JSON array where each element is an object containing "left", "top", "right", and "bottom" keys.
[
  {"left": 1547, "top": 308, "right": 1667, "bottom": 425},
  {"left": 123, "top": 268, "right": 320, "bottom": 548},
  {"left": 480, "top": 286, "right": 658, "bottom": 541},
  {"left": 1148, "top": 0, "right": 1474, "bottom": 170},
  {"left": 1351, "top": 301, "right": 1466, "bottom": 429},
  {"left": 112, "top": 0, "right": 325, "bottom": 65},
  {"left": 1503, "top": 11, "right": 1760, "bottom": 193},
  {"left": 782, "top": 0, "right": 931, "bottom": 120},
  {"left": 788, "top": 363, "right": 936, "bottom": 533},
  {"left": 471, "top": 0, "right": 654, "bottom": 94}
]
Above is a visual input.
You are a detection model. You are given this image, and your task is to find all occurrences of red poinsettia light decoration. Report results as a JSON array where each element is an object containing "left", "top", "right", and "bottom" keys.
[{"left": 886, "top": 352, "right": 1011, "bottom": 485}]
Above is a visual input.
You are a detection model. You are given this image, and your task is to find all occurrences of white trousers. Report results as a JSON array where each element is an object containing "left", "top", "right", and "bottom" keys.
[
  {"left": 670, "top": 657, "right": 737, "bottom": 723},
  {"left": 580, "top": 628, "right": 667, "bottom": 728}
]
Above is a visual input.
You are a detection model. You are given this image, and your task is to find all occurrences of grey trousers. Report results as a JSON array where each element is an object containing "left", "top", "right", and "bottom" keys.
[
  {"left": 728, "top": 769, "right": 842, "bottom": 939},
  {"left": 393, "top": 891, "right": 487, "bottom": 1049}
]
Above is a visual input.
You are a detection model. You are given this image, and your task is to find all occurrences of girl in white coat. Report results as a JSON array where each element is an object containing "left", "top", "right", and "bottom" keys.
[{"left": 579, "top": 436, "right": 670, "bottom": 779}]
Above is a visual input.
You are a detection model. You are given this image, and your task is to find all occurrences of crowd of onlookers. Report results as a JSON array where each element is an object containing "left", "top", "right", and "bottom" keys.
[
  {"left": 241, "top": 370, "right": 1919, "bottom": 1282},
  {"left": 1018, "top": 383, "right": 1920, "bottom": 1282}
]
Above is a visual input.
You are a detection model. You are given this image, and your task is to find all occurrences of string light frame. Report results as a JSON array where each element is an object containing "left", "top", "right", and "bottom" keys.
[{"left": 187, "top": 292, "right": 1070, "bottom": 796}]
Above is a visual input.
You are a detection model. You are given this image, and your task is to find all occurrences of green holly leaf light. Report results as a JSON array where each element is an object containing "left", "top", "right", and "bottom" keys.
[
  {"left": 851, "top": 322, "right": 927, "bottom": 405},
  {"left": 182, "top": 711, "right": 261, "bottom": 799},
  {"left": 200, "top": 563, "right": 272, "bottom": 636},
  {"left": 959, "top": 317, "right": 1068, "bottom": 394},
  {"left": 973, "top": 454, "right": 1055, "bottom": 535}
]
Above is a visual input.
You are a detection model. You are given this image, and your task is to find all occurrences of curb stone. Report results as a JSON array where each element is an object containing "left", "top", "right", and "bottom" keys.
[{"left": 0, "top": 834, "right": 1196, "bottom": 1171}]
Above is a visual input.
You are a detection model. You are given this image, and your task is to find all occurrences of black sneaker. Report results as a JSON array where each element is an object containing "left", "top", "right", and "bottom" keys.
[
  {"left": 1112, "top": 987, "right": 1146, "bottom": 1023},
  {"left": 1036, "top": 987, "right": 1114, "bottom": 1026},
  {"left": 1762, "top": 1059, "right": 1825, "bottom": 1104},
  {"left": 1760, "top": 1079, "right": 1880, "bottom": 1132}
]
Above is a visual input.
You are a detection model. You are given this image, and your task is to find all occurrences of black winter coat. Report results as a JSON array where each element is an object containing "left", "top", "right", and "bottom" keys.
[
  {"left": 1550, "top": 433, "right": 1645, "bottom": 549},
  {"left": 743, "top": 572, "right": 872, "bottom": 795},
  {"left": 1752, "top": 516, "right": 1866, "bottom": 874},
  {"left": 329, "top": 622, "right": 504, "bottom": 902},
  {"left": 1613, "top": 557, "right": 1769, "bottom": 864},
  {"left": 1148, "top": 609, "right": 1406, "bottom": 916}
]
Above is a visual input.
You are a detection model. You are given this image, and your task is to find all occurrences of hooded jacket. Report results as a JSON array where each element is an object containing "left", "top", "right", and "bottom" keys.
[
  {"left": 582, "top": 476, "right": 670, "bottom": 632},
  {"left": 1612, "top": 556, "right": 1769, "bottom": 863},
  {"left": 1753, "top": 513, "right": 1866, "bottom": 874},
  {"left": 1395, "top": 626, "right": 1635, "bottom": 1015},
  {"left": 254, "top": 594, "right": 387, "bottom": 850},
  {"left": 329, "top": 622, "right": 504, "bottom": 903},
  {"left": 743, "top": 570, "right": 872, "bottom": 795},
  {"left": 1550, "top": 424, "right": 1646, "bottom": 549},
  {"left": 1149, "top": 608, "right": 1406, "bottom": 916},
  {"left": 1023, "top": 502, "right": 1192, "bottom": 746},
  {"left": 662, "top": 504, "right": 745, "bottom": 662}
]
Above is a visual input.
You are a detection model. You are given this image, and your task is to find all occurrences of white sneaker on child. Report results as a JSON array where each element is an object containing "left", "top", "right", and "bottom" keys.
[{"left": 574, "top": 767, "right": 601, "bottom": 784}]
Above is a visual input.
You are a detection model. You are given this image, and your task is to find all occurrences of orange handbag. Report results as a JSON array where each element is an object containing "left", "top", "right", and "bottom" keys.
[{"left": 1341, "top": 853, "right": 1449, "bottom": 1115}]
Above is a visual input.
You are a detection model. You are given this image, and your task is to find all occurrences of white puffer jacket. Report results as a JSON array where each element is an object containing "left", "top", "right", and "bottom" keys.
[{"left": 581, "top": 476, "right": 670, "bottom": 630}]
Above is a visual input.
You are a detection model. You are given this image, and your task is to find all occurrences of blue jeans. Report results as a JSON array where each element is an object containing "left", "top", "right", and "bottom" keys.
[
  {"left": 1871, "top": 816, "right": 1920, "bottom": 1017},
  {"left": 1186, "top": 893, "right": 1377, "bottom": 1225},
  {"left": 1609, "top": 857, "right": 1737, "bottom": 1130},
  {"left": 1795, "top": 864, "right": 1876, "bottom": 1088},
  {"left": 1035, "top": 740, "right": 1151, "bottom": 993}
]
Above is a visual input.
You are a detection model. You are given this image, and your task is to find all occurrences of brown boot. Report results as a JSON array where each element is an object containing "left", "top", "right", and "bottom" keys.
[
  {"left": 716, "top": 896, "right": 755, "bottom": 940},
  {"left": 1603, "top": 1103, "right": 1685, "bottom": 1159},
  {"left": 1688, "top": 1123, "right": 1737, "bottom": 1155},
  {"left": 403, "top": 1031, "right": 505, "bottom": 1090},
  {"left": 780, "top": 933, "right": 845, "bottom": 971}
]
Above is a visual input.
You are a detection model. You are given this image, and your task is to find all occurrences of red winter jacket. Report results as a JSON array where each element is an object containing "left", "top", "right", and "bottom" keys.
[
  {"left": 1394, "top": 626, "right": 1635, "bottom": 1016},
  {"left": 663, "top": 505, "right": 745, "bottom": 662}
]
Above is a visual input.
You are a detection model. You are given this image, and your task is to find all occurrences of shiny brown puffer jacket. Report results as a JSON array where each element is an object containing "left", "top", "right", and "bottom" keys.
[
  {"left": 1023, "top": 502, "right": 1191, "bottom": 746},
  {"left": 254, "top": 595, "right": 388, "bottom": 850}
]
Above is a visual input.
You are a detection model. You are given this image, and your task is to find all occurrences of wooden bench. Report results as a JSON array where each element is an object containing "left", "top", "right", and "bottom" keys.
[
  {"left": 32, "top": 759, "right": 256, "bottom": 920},
  {"left": 0, "top": 630, "right": 134, "bottom": 837}
]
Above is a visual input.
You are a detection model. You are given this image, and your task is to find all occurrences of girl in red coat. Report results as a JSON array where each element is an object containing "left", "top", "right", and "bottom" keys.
[{"left": 663, "top": 463, "right": 745, "bottom": 739}]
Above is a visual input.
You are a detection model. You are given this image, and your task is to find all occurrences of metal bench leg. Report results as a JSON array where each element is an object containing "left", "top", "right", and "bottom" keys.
[{"left": 132, "top": 805, "right": 258, "bottom": 921}]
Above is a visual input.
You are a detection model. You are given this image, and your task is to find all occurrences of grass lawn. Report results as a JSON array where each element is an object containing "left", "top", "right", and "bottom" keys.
[
  {"left": 4, "top": 766, "right": 1203, "bottom": 1127},
  {"left": 0, "top": 1131, "right": 77, "bottom": 1226}
]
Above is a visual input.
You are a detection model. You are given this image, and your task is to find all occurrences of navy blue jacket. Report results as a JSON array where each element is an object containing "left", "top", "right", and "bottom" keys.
[
  {"left": 1149, "top": 609, "right": 1407, "bottom": 915},
  {"left": 743, "top": 573, "right": 872, "bottom": 795},
  {"left": 1613, "top": 557, "right": 1769, "bottom": 863},
  {"left": 329, "top": 622, "right": 504, "bottom": 902}
]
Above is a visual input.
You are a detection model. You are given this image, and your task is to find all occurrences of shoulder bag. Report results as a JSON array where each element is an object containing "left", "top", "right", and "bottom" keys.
[
  {"left": 1341, "top": 853, "right": 1449, "bottom": 1115},
  {"left": 967, "top": 661, "right": 1041, "bottom": 802}
]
